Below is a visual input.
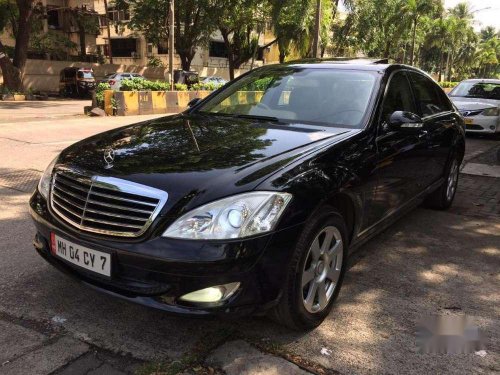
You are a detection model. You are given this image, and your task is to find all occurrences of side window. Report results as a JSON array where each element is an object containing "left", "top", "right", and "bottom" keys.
[
  {"left": 381, "top": 71, "right": 416, "bottom": 123},
  {"left": 408, "top": 72, "right": 450, "bottom": 117},
  {"left": 435, "top": 87, "right": 454, "bottom": 112}
]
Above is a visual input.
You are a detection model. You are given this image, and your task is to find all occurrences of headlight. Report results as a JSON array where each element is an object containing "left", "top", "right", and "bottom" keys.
[
  {"left": 482, "top": 107, "right": 499, "bottom": 116},
  {"left": 37, "top": 156, "right": 58, "bottom": 199},
  {"left": 163, "top": 192, "right": 292, "bottom": 240}
]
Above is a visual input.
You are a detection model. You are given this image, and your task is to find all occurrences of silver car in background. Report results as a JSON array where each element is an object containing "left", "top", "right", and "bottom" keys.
[
  {"left": 449, "top": 79, "right": 500, "bottom": 134},
  {"left": 100, "top": 72, "right": 145, "bottom": 90}
]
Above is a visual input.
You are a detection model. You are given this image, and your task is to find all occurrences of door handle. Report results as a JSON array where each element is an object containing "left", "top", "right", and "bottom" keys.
[{"left": 418, "top": 130, "right": 428, "bottom": 140}]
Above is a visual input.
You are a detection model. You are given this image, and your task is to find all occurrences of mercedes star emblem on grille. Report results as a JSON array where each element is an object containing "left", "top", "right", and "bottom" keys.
[{"left": 103, "top": 148, "right": 115, "bottom": 169}]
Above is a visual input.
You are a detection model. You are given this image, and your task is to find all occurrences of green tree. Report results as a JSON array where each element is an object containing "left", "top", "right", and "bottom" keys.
[
  {"left": 0, "top": 0, "right": 39, "bottom": 91},
  {"left": 354, "top": 0, "right": 412, "bottom": 59},
  {"left": 210, "top": 0, "right": 266, "bottom": 79},
  {"left": 114, "top": 0, "right": 216, "bottom": 71},
  {"left": 270, "top": 0, "right": 312, "bottom": 62},
  {"left": 66, "top": 8, "right": 100, "bottom": 59},
  {"left": 404, "top": 0, "right": 441, "bottom": 65}
]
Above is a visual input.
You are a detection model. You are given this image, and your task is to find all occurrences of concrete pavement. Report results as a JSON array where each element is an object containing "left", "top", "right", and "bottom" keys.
[
  {"left": 0, "top": 100, "right": 92, "bottom": 124},
  {"left": 0, "top": 108, "right": 498, "bottom": 374}
]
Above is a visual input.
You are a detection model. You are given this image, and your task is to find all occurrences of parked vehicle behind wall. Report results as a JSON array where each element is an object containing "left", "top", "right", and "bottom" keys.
[{"left": 59, "top": 67, "right": 96, "bottom": 98}]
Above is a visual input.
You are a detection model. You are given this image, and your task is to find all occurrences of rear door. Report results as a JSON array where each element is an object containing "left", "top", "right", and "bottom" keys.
[{"left": 407, "top": 72, "right": 457, "bottom": 186}]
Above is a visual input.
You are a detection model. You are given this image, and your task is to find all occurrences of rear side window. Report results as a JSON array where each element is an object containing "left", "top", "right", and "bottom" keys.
[
  {"left": 381, "top": 71, "right": 416, "bottom": 122},
  {"left": 408, "top": 72, "right": 451, "bottom": 117}
]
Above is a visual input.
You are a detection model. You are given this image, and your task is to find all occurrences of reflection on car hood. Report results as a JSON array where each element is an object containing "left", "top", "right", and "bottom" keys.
[
  {"left": 58, "top": 114, "right": 354, "bottom": 210},
  {"left": 450, "top": 97, "right": 499, "bottom": 110}
]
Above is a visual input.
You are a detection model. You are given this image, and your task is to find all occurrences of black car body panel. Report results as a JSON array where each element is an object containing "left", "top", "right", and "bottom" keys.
[{"left": 30, "top": 62, "right": 465, "bottom": 315}]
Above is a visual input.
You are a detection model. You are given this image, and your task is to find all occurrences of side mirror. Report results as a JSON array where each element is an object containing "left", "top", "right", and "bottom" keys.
[
  {"left": 188, "top": 98, "right": 201, "bottom": 107},
  {"left": 388, "top": 111, "right": 423, "bottom": 130}
]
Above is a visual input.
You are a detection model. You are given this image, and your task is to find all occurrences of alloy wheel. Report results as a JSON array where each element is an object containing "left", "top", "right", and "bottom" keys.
[
  {"left": 301, "top": 226, "right": 343, "bottom": 313},
  {"left": 446, "top": 158, "right": 459, "bottom": 201}
]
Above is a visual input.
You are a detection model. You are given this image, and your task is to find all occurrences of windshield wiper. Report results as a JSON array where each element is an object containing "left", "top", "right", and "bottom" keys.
[
  {"left": 234, "top": 114, "right": 280, "bottom": 122},
  {"left": 197, "top": 111, "right": 280, "bottom": 122}
]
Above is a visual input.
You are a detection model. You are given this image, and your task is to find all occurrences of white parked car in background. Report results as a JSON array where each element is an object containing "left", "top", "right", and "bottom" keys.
[
  {"left": 100, "top": 73, "right": 145, "bottom": 90},
  {"left": 449, "top": 79, "right": 500, "bottom": 134}
]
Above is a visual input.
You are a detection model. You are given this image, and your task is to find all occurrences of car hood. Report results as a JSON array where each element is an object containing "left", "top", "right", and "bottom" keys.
[
  {"left": 58, "top": 114, "right": 353, "bottom": 212},
  {"left": 450, "top": 97, "right": 499, "bottom": 110}
]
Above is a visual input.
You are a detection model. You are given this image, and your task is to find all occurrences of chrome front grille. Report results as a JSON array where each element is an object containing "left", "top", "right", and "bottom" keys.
[{"left": 50, "top": 169, "right": 168, "bottom": 237}]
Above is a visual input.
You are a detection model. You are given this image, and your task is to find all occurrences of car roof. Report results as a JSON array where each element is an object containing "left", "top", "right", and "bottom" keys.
[
  {"left": 263, "top": 59, "right": 427, "bottom": 74},
  {"left": 460, "top": 78, "right": 500, "bottom": 84}
]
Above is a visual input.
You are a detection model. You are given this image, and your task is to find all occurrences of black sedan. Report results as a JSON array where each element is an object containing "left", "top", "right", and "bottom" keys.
[{"left": 30, "top": 61, "right": 465, "bottom": 330}]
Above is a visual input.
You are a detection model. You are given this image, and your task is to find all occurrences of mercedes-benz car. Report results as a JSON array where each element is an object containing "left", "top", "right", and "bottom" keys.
[
  {"left": 449, "top": 79, "right": 500, "bottom": 134},
  {"left": 30, "top": 61, "right": 465, "bottom": 330}
]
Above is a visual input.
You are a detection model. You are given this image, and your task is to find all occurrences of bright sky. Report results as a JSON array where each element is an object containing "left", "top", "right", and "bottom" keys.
[{"left": 445, "top": 0, "right": 500, "bottom": 30}]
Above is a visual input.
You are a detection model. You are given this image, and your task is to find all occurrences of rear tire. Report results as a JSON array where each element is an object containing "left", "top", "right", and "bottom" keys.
[
  {"left": 424, "top": 152, "right": 460, "bottom": 210},
  {"left": 271, "top": 206, "right": 348, "bottom": 330}
]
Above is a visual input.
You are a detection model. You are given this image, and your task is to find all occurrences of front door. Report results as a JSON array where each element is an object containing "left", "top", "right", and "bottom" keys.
[{"left": 366, "top": 71, "right": 429, "bottom": 228}]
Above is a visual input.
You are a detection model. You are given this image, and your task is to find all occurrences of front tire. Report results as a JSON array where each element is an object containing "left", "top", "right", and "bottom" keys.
[{"left": 271, "top": 207, "right": 348, "bottom": 330}]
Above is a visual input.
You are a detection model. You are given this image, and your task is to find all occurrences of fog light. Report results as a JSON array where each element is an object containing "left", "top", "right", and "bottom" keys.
[
  {"left": 490, "top": 126, "right": 496, "bottom": 131},
  {"left": 179, "top": 282, "right": 240, "bottom": 303}
]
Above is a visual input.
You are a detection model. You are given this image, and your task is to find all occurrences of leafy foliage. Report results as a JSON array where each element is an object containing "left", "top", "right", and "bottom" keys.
[
  {"left": 174, "top": 83, "right": 188, "bottom": 91},
  {"left": 189, "top": 82, "right": 224, "bottom": 91},
  {"left": 438, "top": 81, "right": 459, "bottom": 88},
  {"left": 119, "top": 78, "right": 190, "bottom": 91},
  {"left": 114, "top": 0, "right": 216, "bottom": 71},
  {"left": 332, "top": 0, "right": 499, "bottom": 80},
  {"left": 147, "top": 56, "right": 165, "bottom": 67},
  {"left": 29, "top": 31, "right": 77, "bottom": 60},
  {"left": 95, "top": 82, "right": 111, "bottom": 108}
]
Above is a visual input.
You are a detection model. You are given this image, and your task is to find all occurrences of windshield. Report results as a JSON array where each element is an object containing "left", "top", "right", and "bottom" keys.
[
  {"left": 196, "top": 67, "right": 378, "bottom": 128},
  {"left": 450, "top": 82, "right": 500, "bottom": 100},
  {"left": 77, "top": 71, "right": 94, "bottom": 79}
]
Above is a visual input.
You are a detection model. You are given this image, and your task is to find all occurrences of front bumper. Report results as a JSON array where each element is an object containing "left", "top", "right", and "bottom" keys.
[
  {"left": 463, "top": 115, "right": 499, "bottom": 133},
  {"left": 29, "top": 190, "right": 303, "bottom": 316}
]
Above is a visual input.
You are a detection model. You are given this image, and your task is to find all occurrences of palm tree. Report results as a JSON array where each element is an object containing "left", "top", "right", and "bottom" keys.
[{"left": 404, "top": 0, "right": 441, "bottom": 65}]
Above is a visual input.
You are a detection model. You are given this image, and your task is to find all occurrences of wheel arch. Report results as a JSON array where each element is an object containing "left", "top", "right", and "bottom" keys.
[{"left": 325, "top": 192, "right": 356, "bottom": 246}]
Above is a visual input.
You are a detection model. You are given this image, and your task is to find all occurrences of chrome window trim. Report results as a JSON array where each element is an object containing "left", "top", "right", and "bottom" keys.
[{"left": 50, "top": 167, "right": 168, "bottom": 237}]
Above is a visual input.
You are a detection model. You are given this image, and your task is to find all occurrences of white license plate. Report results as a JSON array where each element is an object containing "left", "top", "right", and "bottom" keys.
[{"left": 50, "top": 233, "right": 111, "bottom": 277}]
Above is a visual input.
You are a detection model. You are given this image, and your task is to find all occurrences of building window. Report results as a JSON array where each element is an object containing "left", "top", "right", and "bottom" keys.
[
  {"left": 107, "top": 6, "right": 130, "bottom": 22},
  {"left": 110, "top": 38, "right": 138, "bottom": 57},
  {"left": 209, "top": 41, "right": 228, "bottom": 58},
  {"left": 47, "top": 8, "right": 60, "bottom": 29},
  {"left": 257, "top": 47, "right": 264, "bottom": 61},
  {"left": 157, "top": 39, "right": 168, "bottom": 55},
  {"left": 99, "top": 15, "right": 109, "bottom": 27}
]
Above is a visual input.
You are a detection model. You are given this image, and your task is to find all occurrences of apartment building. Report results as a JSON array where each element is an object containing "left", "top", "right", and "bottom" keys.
[
  {"left": 93, "top": 0, "right": 280, "bottom": 74},
  {"left": 1, "top": 0, "right": 281, "bottom": 79},
  {"left": 0, "top": 0, "right": 99, "bottom": 59}
]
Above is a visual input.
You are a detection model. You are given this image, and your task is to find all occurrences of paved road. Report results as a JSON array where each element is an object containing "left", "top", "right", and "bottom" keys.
[
  {"left": 0, "top": 109, "right": 498, "bottom": 374},
  {"left": 0, "top": 100, "right": 94, "bottom": 124}
]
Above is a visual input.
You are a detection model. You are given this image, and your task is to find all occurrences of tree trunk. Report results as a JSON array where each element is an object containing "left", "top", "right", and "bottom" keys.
[
  {"left": 250, "top": 31, "right": 262, "bottom": 70},
  {"left": 0, "top": 41, "right": 23, "bottom": 92},
  {"left": 384, "top": 41, "right": 391, "bottom": 58},
  {"left": 446, "top": 53, "right": 452, "bottom": 82},
  {"left": 220, "top": 29, "right": 235, "bottom": 80},
  {"left": 438, "top": 49, "right": 444, "bottom": 82},
  {"left": 78, "top": 25, "right": 87, "bottom": 59},
  {"left": 409, "top": 17, "right": 417, "bottom": 65},
  {"left": 178, "top": 51, "right": 194, "bottom": 71},
  {"left": 12, "top": 0, "right": 34, "bottom": 86}
]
